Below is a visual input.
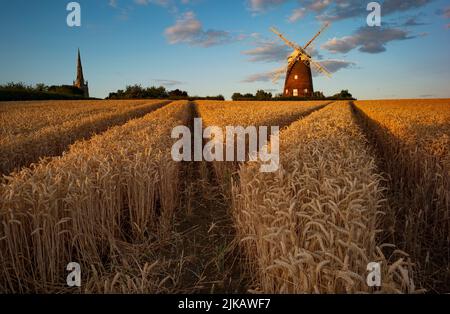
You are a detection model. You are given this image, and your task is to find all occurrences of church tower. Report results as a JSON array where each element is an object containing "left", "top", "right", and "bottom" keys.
[{"left": 73, "top": 49, "right": 89, "bottom": 98}]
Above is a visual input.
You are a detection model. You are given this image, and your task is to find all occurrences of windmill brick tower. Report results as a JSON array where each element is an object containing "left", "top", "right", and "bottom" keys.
[
  {"left": 284, "top": 54, "right": 314, "bottom": 97},
  {"left": 73, "top": 49, "right": 89, "bottom": 98}
]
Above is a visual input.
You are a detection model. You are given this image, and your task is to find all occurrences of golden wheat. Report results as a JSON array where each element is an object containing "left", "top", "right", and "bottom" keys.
[
  {"left": 196, "top": 100, "right": 329, "bottom": 128},
  {"left": 196, "top": 101, "right": 330, "bottom": 187},
  {"left": 232, "top": 101, "right": 419, "bottom": 293},
  {"left": 0, "top": 100, "right": 149, "bottom": 137},
  {"left": 0, "top": 100, "right": 169, "bottom": 175},
  {"left": 0, "top": 101, "right": 189, "bottom": 293},
  {"left": 1, "top": 98, "right": 447, "bottom": 294},
  {"left": 354, "top": 99, "right": 450, "bottom": 290}
]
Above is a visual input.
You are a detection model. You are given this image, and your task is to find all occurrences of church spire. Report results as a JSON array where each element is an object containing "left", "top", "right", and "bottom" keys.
[
  {"left": 73, "top": 48, "right": 89, "bottom": 98},
  {"left": 75, "top": 48, "right": 85, "bottom": 86}
]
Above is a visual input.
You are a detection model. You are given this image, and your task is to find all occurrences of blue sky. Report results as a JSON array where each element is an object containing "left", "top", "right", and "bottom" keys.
[{"left": 0, "top": 0, "right": 449, "bottom": 99}]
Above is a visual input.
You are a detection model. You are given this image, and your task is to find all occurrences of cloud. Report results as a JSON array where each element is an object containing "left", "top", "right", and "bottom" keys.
[
  {"left": 248, "top": 0, "right": 289, "bottom": 13},
  {"left": 436, "top": 6, "right": 450, "bottom": 28},
  {"left": 108, "top": 0, "right": 118, "bottom": 8},
  {"left": 134, "top": 0, "right": 180, "bottom": 14},
  {"left": 278, "top": 0, "right": 435, "bottom": 23},
  {"left": 165, "top": 11, "right": 202, "bottom": 43},
  {"left": 315, "top": 1, "right": 363, "bottom": 22},
  {"left": 242, "top": 69, "right": 282, "bottom": 82},
  {"left": 248, "top": 0, "right": 434, "bottom": 22},
  {"left": 445, "top": 7, "right": 450, "bottom": 18},
  {"left": 110, "top": 0, "right": 196, "bottom": 20},
  {"left": 322, "top": 26, "right": 414, "bottom": 54},
  {"left": 153, "top": 79, "right": 184, "bottom": 86},
  {"left": 108, "top": 0, "right": 173, "bottom": 8},
  {"left": 402, "top": 15, "right": 428, "bottom": 26},
  {"left": 382, "top": 0, "right": 434, "bottom": 15},
  {"left": 135, "top": 0, "right": 172, "bottom": 6},
  {"left": 246, "top": 0, "right": 327, "bottom": 17},
  {"left": 165, "top": 11, "right": 236, "bottom": 47},
  {"left": 308, "top": 0, "right": 332, "bottom": 12},
  {"left": 288, "top": 8, "right": 307, "bottom": 22},
  {"left": 305, "top": 45, "right": 323, "bottom": 59},
  {"left": 108, "top": 0, "right": 133, "bottom": 20},
  {"left": 322, "top": 0, "right": 434, "bottom": 21},
  {"left": 242, "top": 42, "right": 291, "bottom": 62},
  {"left": 314, "top": 59, "right": 355, "bottom": 76},
  {"left": 322, "top": 37, "right": 358, "bottom": 54}
]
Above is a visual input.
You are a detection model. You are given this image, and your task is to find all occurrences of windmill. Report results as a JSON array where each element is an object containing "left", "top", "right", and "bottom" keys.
[{"left": 270, "top": 23, "right": 331, "bottom": 98}]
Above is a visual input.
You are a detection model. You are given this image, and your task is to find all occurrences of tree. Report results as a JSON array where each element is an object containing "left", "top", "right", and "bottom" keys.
[
  {"left": 124, "top": 85, "right": 146, "bottom": 99},
  {"left": 313, "top": 91, "right": 325, "bottom": 99},
  {"left": 35, "top": 83, "right": 48, "bottom": 92},
  {"left": 339, "top": 90, "right": 353, "bottom": 98},
  {"left": 0, "top": 82, "right": 88, "bottom": 101},
  {"left": 169, "top": 89, "right": 188, "bottom": 98},
  {"left": 332, "top": 90, "right": 353, "bottom": 99},
  {"left": 232, "top": 93, "right": 243, "bottom": 101},
  {"left": 255, "top": 90, "right": 272, "bottom": 100},
  {"left": 145, "top": 86, "right": 168, "bottom": 98},
  {"left": 48, "top": 85, "right": 84, "bottom": 96},
  {"left": 2, "top": 82, "right": 29, "bottom": 90}
]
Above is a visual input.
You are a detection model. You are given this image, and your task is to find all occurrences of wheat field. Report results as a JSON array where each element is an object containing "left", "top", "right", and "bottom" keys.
[
  {"left": 232, "top": 101, "right": 419, "bottom": 293},
  {"left": 1, "top": 101, "right": 188, "bottom": 292},
  {"left": 354, "top": 99, "right": 450, "bottom": 291},
  {"left": 0, "top": 100, "right": 169, "bottom": 176},
  {"left": 0, "top": 99, "right": 449, "bottom": 294},
  {"left": 196, "top": 100, "right": 329, "bottom": 189}
]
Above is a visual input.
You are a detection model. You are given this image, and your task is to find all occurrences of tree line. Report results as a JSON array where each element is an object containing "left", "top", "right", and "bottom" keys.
[
  {"left": 1, "top": 82, "right": 354, "bottom": 102},
  {"left": 107, "top": 85, "right": 224, "bottom": 101},
  {"left": 0, "top": 82, "right": 88, "bottom": 101},
  {"left": 232, "top": 89, "right": 354, "bottom": 101}
]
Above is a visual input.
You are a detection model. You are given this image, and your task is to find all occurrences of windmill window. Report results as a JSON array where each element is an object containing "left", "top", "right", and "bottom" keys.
[
  {"left": 293, "top": 89, "right": 299, "bottom": 96},
  {"left": 285, "top": 89, "right": 289, "bottom": 94},
  {"left": 294, "top": 75, "right": 298, "bottom": 80},
  {"left": 304, "top": 89, "right": 308, "bottom": 94}
]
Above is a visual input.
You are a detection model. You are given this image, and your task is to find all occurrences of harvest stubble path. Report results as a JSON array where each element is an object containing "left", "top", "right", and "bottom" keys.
[
  {"left": 170, "top": 102, "right": 245, "bottom": 293},
  {"left": 171, "top": 101, "right": 334, "bottom": 293}
]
